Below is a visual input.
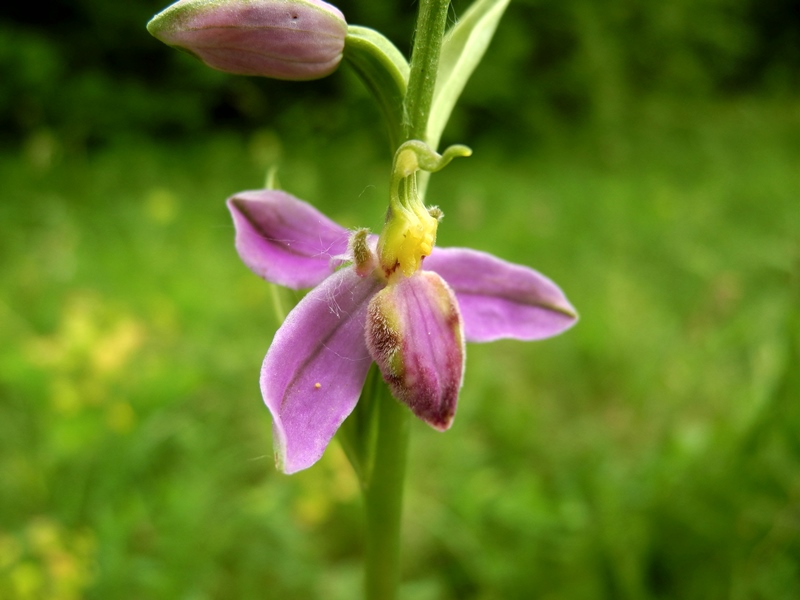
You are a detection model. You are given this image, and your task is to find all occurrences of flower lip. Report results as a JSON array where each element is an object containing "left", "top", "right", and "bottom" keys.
[
  {"left": 148, "top": 0, "right": 348, "bottom": 80},
  {"left": 366, "top": 270, "right": 465, "bottom": 431}
]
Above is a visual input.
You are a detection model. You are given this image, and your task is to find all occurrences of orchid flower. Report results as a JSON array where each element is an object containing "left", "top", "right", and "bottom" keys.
[{"left": 228, "top": 142, "right": 577, "bottom": 474}]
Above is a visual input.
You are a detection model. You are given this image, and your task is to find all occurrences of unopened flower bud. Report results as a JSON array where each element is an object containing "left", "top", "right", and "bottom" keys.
[{"left": 147, "top": 0, "right": 347, "bottom": 80}]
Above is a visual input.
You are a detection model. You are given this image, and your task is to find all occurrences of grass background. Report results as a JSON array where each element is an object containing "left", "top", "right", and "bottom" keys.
[
  {"left": 2, "top": 97, "right": 798, "bottom": 598},
  {"left": 1, "top": 0, "right": 800, "bottom": 595}
]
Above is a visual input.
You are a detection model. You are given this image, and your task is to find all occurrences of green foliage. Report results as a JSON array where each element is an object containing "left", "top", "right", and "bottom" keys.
[
  {"left": 1, "top": 98, "right": 798, "bottom": 598},
  {"left": 1, "top": 3, "right": 799, "bottom": 599},
  {"left": 1, "top": 0, "right": 799, "bottom": 144}
]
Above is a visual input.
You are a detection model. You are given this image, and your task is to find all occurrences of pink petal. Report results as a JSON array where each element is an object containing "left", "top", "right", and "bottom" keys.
[
  {"left": 228, "top": 190, "right": 350, "bottom": 289},
  {"left": 366, "top": 271, "right": 465, "bottom": 430},
  {"left": 148, "top": 0, "right": 347, "bottom": 81},
  {"left": 424, "top": 247, "right": 578, "bottom": 342},
  {"left": 261, "top": 267, "right": 382, "bottom": 474}
]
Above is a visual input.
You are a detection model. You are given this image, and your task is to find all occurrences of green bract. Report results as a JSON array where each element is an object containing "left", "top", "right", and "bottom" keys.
[
  {"left": 344, "top": 26, "right": 409, "bottom": 148},
  {"left": 428, "top": 0, "right": 511, "bottom": 149}
]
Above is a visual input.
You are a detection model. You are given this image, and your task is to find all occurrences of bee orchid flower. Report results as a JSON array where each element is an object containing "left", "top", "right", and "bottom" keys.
[{"left": 228, "top": 184, "right": 577, "bottom": 474}]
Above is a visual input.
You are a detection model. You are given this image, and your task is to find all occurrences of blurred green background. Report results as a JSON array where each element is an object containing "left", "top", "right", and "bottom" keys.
[{"left": 1, "top": 0, "right": 799, "bottom": 598}]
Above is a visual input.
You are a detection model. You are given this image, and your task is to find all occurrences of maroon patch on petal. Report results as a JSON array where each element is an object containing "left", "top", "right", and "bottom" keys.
[{"left": 366, "top": 271, "right": 465, "bottom": 430}]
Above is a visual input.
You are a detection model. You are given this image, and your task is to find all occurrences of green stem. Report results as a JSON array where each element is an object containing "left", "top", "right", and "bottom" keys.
[
  {"left": 405, "top": 0, "right": 451, "bottom": 142},
  {"left": 358, "top": 2, "right": 450, "bottom": 598},
  {"left": 363, "top": 383, "right": 410, "bottom": 600}
]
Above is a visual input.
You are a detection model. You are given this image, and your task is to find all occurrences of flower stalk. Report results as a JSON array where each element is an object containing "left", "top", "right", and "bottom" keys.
[
  {"left": 360, "top": 2, "right": 452, "bottom": 595},
  {"left": 362, "top": 368, "right": 410, "bottom": 600},
  {"left": 404, "top": 0, "right": 452, "bottom": 143}
]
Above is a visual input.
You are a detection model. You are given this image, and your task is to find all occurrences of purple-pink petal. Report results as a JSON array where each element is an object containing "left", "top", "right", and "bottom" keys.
[
  {"left": 366, "top": 271, "right": 465, "bottom": 430},
  {"left": 148, "top": 0, "right": 347, "bottom": 81},
  {"left": 261, "top": 267, "right": 382, "bottom": 474},
  {"left": 424, "top": 247, "right": 578, "bottom": 342},
  {"left": 228, "top": 190, "right": 349, "bottom": 289}
]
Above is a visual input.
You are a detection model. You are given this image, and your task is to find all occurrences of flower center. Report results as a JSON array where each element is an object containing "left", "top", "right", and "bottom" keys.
[
  {"left": 377, "top": 177, "right": 439, "bottom": 278},
  {"left": 376, "top": 141, "right": 471, "bottom": 280}
]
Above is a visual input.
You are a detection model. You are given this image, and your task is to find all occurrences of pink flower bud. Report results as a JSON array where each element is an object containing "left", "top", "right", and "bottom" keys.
[{"left": 147, "top": 0, "right": 347, "bottom": 80}]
